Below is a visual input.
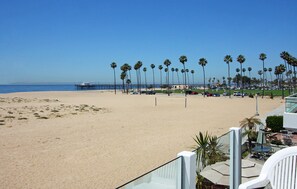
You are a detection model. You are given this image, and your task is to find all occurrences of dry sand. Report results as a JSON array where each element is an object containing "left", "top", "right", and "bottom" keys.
[{"left": 0, "top": 91, "right": 283, "bottom": 188}]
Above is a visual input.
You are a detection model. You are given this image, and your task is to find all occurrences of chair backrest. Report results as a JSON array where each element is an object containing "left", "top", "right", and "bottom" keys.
[{"left": 239, "top": 146, "right": 297, "bottom": 189}]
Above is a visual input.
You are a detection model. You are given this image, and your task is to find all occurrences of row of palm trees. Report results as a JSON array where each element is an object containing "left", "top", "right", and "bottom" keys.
[{"left": 111, "top": 52, "right": 297, "bottom": 96}]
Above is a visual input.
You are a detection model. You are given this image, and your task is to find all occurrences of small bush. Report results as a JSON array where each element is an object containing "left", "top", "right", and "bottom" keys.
[{"left": 266, "top": 115, "right": 283, "bottom": 132}]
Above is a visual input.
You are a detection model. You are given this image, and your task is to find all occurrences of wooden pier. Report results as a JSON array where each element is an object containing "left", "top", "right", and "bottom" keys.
[{"left": 75, "top": 83, "right": 147, "bottom": 90}]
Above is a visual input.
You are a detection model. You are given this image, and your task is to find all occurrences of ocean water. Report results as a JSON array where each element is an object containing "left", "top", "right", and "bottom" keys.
[{"left": 0, "top": 85, "right": 78, "bottom": 94}]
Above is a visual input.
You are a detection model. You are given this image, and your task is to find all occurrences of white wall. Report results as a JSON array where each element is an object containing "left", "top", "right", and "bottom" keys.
[{"left": 284, "top": 112, "right": 297, "bottom": 130}]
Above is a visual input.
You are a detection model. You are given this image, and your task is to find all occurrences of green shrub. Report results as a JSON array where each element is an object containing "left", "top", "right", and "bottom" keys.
[{"left": 266, "top": 115, "right": 283, "bottom": 132}]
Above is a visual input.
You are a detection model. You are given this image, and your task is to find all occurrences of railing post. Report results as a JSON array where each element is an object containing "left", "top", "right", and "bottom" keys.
[
  {"left": 177, "top": 151, "right": 196, "bottom": 189},
  {"left": 230, "top": 127, "right": 242, "bottom": 189}
]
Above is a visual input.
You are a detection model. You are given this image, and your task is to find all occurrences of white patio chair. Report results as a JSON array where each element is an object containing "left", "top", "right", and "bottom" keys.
[{"left": 239, "top": 146, "right": 297, "bottom": 189}]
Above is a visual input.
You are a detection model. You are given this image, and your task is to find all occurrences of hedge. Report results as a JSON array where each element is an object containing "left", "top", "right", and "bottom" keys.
[{"left": 266, "top": 115, "right": 283, "bottom": 132}]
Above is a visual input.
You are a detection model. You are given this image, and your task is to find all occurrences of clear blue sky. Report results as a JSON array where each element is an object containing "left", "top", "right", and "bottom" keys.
[{"left": 1, "top": 0, "right": 297, "bottom": 84}]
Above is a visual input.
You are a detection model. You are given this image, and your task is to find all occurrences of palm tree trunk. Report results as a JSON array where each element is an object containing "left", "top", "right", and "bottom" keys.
[
  {"left": 293, "top": 66, "right": 296, "bottom": 93},
  {"left": 203, "top": 66, "right": 206, "bottom": 98},
  {"left": 172, "top": 72, "right": 174, "bottom": 85},
  {"left": 262, "top": 60, "right": 265, "bottom": 98},
  {"left": 177, "top": 72, "right": 180, "bottom": 85},
  {"left": 136, "top": 70, "right": 139, "bottom": 92},
  {"left": 145, "top": 72, "right": 147, "bottom": 91},
  {"left": 284, "top": 60, "right": 289, "bottom": 92},
  {"left": 270, "top": 72, "right": 272, "bottom": 89},
  {"left": 183, "top": 65, "right": 186, "bottom": 87},
  {"left": 160, "top": 70, "right": 162, "bottom": 88},
  {"left": 187, "top": 72, "right": 190, "bottom": 87},
  {"left": 129, "top": 71, "right": 132, "bottom": 83},
  {"left": 182, "top": 73, "right": 184, "bottom": 88},
  {"left": 192, "top": 74, "right": 194, "bottom": 87},
  {"left": 167, "top": 67, "right": 169, "bottom": 95},
  {"left": 240, "top": 64, "right": 243, "bottom": 97},
  {"left": 139, "top": 70, "right": 142, "bottom": 94},
  {"left": 228, "top": 64, "right": 231, "bottom": 98},
  {"left": 249, "top": 71, "right": 251, "bottom": 88},
  {"left": 113, "top": 68, "right": 116, "bottom": 94},
  {"left": 152, "top": 69, "right": 155, "bottom": 90},
  {"left": 282, "top": 74, "right": 284, "bottom": 99}
]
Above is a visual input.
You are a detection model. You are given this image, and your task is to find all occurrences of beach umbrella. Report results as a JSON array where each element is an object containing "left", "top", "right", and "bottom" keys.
[
  {"left": 256, "top": 124, "right": 266, "bottom": 147},
  {"left": 200, "top": 159, "right": 262, "bottom": 186}
]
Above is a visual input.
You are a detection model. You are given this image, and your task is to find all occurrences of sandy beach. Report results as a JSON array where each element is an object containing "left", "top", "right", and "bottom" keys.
[{"left": 0, "top": 91, "right": 282, "bottom": 188}]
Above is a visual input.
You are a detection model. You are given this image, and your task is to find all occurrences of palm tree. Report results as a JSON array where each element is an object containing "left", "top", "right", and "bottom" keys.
[
  {"left": 222, "top": 76, "right": 226, "bottom": 87},
  {"left": 280, "top": 51, "right": 289, "bottom": 71},
  {"left": 120, "top": 64, "right": 129, "bottom": 92},
  {"left": 179, "top": 55, "right": 188, "bottom": 95},
  {"left": 137, "top": 61, "right": 143, "bottom": 92},
  {"left": 134, "top": 61, "right": 143, "bottom": 93},
  {"left": 181, "top": 69, "right": 185, "bottom": 87},
  {"left": 207, "top": 136, "right": 224, "bottom": 165},
  {"left": 199, "top": 58, "right": 208, "bottom": 97},
  {"left": 186, "top": 69, "right": 190, "bottom": 86},
  {"left": 193, "top": 132, "right": 224, "bottom": 171},
  {"left": 259, "top": 53, "right": 267, "bottom": 98},
  {"left": 150, "top": 64, "right": 156, "bottom": 90},
  {"left": 258, "top": 70, "right": 263, "bottom": 85},
  {"left": 288, "top": 56, "right": 297, "bottom": 93},
  {"left": 248, "top": 67, "right": 252, "bottom": 77},
  {"left": 240, "top": 116, "right": 263, "bottom": 152},
  {"left": 248, "top": 67, "right": 252, "bottom": 88},
  {"left": 224, "top": 55, "right": 233, "bottom": 98},
  {"left": 235, "top": 68, "right": 240, "bottom": 88},
  {"left": 120, "top": 71, "right": 127, "bottom": 93},
  {"left": 277, "top": 64, "right": 286, "bottom": 99},
  {"left": 208, "top": 77, "right": 212, "bottom": 87},
  {"left": 280, "top": 51, "right": 292, "bottom": 92},
  {"left": 143, "top": 67, "right": 147, "bottom": 91},
  {"left": 164, "top": 59, "right": 172, "bottom": 95},
  {"left": 268, "top": 67, "right": 273, "bottom": 88},
  {"left": 242, "top": 68, "right": 246, "bottom": 76},
  {"left": 175, "top": 68, "right": 180, "bottom": 85},
  {"left": 171, "top": 67, "right": 175, "bottom": 85},
  {"left": 191, "top": 70, "right": 195, "bottom": 86},
  {"left": 126, "top": 79, "right": 131, "bottom": 94},
  {"left": 264, "top": 67, "right": 268, "bottom": 87},
  {"left": 164, "top": 68, "right": 168, "bottom": 85},
  {"left": 274, "top": 67, "right": 280, "bottom": 88},
  {"left": 127, "top": 64, "right": 132, "bottom": 82},
  {"left": 193, "top": 132, "right": 210, "bottom": 171},
  {"left": 237, "top": 55, "right": 246, "bottom": 96},
  {"left": 158, "top": 65, "right": 163, "bottom": 87},
  {"left": 242, "top": 68, "right": 246, "bottom": 88},
  {"left": 110, "top": 62, "right": 117, "bottom": 94},
  {"left": 134, "top": 63, "right": 139, "bottom": 92}
]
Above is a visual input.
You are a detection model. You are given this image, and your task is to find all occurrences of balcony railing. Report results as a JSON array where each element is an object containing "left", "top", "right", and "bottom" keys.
[{"left": 116, "top": 157, "right": 182, "bottom": 189}]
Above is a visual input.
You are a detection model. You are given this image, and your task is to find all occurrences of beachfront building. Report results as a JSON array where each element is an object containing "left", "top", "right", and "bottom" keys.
[
  {"left": 171, "top": 85, "right": 189, "bottom": 90},
  {"left": 284, "top": 94, "right": 297, "bottom": 131}
]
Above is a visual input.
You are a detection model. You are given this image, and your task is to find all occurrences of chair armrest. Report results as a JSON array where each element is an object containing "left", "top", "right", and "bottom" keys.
[{"left": 238, "top": 176, "right": 269, "bottom": 189}]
